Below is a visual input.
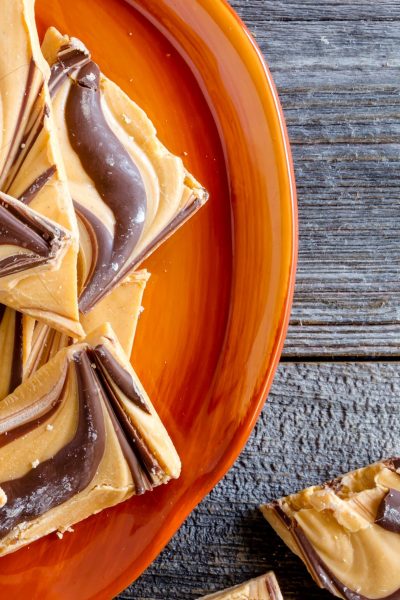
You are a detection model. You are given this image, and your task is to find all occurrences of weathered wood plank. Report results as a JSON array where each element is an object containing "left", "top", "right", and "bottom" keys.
[
  {"left": 230, "top": 0, "right": 400, "bottom": 22},
  {"left": 249, "top": 20, "right": 400, "bottom": 355},
  {"left": 123, "top": 362, "right": 400, "bottom": 599}
]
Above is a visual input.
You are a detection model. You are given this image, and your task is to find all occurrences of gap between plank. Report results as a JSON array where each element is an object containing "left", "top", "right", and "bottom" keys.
[{"left": 281, "top": 355, "right": 400, "bottom": 363}]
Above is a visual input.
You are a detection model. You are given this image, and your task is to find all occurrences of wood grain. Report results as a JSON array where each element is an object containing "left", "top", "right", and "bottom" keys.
[
  {"left": 125, "top": 362, "right": 400, "bottom": 599},
  {"left": 230, "top": 0, "right": 400, "bottom": 21},
  {"left": 230, "top": 4, "right": 400, "bottom": 356},
  {"left": 119, "top": 1, "right": 400, "bottom": 599}
]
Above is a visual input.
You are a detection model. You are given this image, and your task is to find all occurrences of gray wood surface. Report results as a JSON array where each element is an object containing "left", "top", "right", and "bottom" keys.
[{"left": 118, "top": 1, "right": 400, "bottom": 598}]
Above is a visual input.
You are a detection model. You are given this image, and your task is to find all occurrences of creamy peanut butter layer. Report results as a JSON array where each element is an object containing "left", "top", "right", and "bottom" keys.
[
  {"left": 0, "top": 270, "right": 150, "bottom": 399},
  {"left": 0, "top": 1, "right": 81, "bottom": 336},
  {"left": 261, "top": 459, "right": 400, "bottom": 600},
  {"left": 41, "top": 27, "right": 208, "bottom": 314},
  {"left": 199, "top": 572, "right": 283, "bottom": 599},
  {"left": 0, "top": 323, "right": 180, "bottom": 556},
  {"left": 80, "top": 269, "right": 150, "bottom": 356}
]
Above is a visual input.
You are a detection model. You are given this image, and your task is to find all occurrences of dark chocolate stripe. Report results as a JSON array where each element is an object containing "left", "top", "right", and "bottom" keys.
[
  {"left": 0, "top": 195, "right": 64, "bottom": 277},
  {"left": 0, "top": 365, "right": 68, "bottom": 449},
  {"left": 92, "top": 348, "right": 163, "bottom": 488},
  {"left": 18, "top": 166, "right": 57, "bottom": 205},
  {"left": 26, "top": 326, "right": 70, "bottom": 379},
  {"left": 0, "top": 60, "right": 37, "bottom": 183},
  {"left": 94, "top": 344, "right": 150, "bottom": 413},
  {"left": 9, "top": 311, "right": 23, "bottom": 394},
  {"left": 5, "top": 101, "right": 47, "bottom": 193},
  {"left": 100, "top": 383, "right": 152, "bottom": 495},
  {"left": 0, "top": 198, "right": 61, "bottom": 254},
  {"left": 0, "top": 352, "right": 105, "bottom": 539},
  {"left": 0, "top": 205, "right": 49, "bottom": 254},
  {"left": 65, "top": 61, "right": 147, "bottom": 313},
  {"left": 73, "top": 200, "right": 113, "bottom": 293},
  {"left": 49, "top": 45, "right": 91, "bottom": 97},
  {"left": 294, "top": 525, "right": 400, "bottom": 600},
  {"left": 0, "top": 305, "right": 5, "bottom": 323}
]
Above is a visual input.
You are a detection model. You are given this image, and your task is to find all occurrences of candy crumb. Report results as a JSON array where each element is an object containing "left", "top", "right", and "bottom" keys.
[
  {"left": 31, "top": 459, "right": 40, "bottom": 469},
  {"left": 122, "top": 113, "right": 132, "bottom": 124},
  {"left": 46, "top": 424, "right": 54, "bottom": 431},
  {"left": 56, "top": 531, "right": 63, "bottom": 540}
]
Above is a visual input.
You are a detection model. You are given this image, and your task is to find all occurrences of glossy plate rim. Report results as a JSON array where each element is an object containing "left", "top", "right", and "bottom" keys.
[{"left": 114, "top": 0, "right": 298, "bottom": 595}]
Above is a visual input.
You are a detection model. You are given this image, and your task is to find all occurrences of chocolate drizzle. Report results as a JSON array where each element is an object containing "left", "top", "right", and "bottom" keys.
[
  {"left": 0, "top": 352, "right": 105, "bottom": 539},
  {"left": 0, "top": 193, "right": 66, "bottom": 277},
  {"left": 64, "top": 60, "right": 147, "bottom": 313}
]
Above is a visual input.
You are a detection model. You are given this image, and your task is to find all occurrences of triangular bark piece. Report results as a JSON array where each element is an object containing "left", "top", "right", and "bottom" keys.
[
  {"left": 0, "top": 1, "right": 81, "bottom": 336},
  {"left": 42, "top": 28, "right": 208, "bottom": 313},
  {"left": 0, "top": 323, "right": 180, "bottom": 556}
]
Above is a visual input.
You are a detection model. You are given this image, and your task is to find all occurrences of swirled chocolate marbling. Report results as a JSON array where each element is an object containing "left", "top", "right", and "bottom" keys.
[
  {"left": 262, "top": 459, "right": 400, "bottom": 600},
  {"left": 0, "top": 324, "right": 180, "bottom": 556},
  {"left": 0, "top": 353, "right": 105, "bottom": 539},
  {"left": 0, "top": 0, "right": 81, "bottom": 337},
  {"left": 0, "top": 192, "right": 69, "bottom": 279},
  {"left": 65, "top": 62, "right": 147, "bottom": 311},
  {"left": 42, "top": 27, "right": 208, "bottom": 313}
]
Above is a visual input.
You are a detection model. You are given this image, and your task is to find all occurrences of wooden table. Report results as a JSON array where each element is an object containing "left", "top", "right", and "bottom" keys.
[{"left": 119, "top": 1, "right": 400, "bottom": 598}]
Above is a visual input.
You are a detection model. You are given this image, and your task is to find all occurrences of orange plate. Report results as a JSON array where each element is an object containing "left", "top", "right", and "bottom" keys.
[{"left": 1, "top": 1, "right": 297, "bottom": 598}]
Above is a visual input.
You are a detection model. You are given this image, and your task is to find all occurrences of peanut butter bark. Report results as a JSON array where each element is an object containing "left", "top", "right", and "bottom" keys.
[
  {"left": 262, "top": 459, "right": 400, "bottom": 599},
  {"left": 0, "top": 1, "right": 81, "bottom": 336},
  {"left": 199, "top": 572, "right": 283, "bottom": 599},
  {"left": 0, "top": 323, "right": 180, "bottom": 556},
  {"left": 0, "top": 270, "right": 150, "bottom": 401},
  {"left": 42, "top": 28, "right": 208, "bottom": 314}
]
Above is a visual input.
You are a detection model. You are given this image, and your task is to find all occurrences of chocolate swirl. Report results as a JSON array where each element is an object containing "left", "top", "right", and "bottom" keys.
[
  {"left": 0, "top": 194, "right": 66, "bottom": 278},
  {"left": 0, "top": 352, "right": 105, "bottom": 539},
  {"left": 0, "top": 308, "right": 23, "bottom": 398},
  {"left": 48, "top": 43, "right": 91, "bottom": 96},
  {"left": 94, "top": 344, "right": 150, "bottom": 413},
  {"left": 65, "top": 62, "right": 147, "bottom": 313},
  {"left": 92, "top": 345, "right": 163, "bottom": 493},
  {"left": 293, "top": 525, "right": 400, "bottom": 600},
  {"left": 0, "top": 363, "right": 68, "bottom": 448},
  {"left": 270, "top": 482, "right": 400, "bottom": 600},
  {"left": 0, "top": 340, "right": 168, "bottom": 539}
]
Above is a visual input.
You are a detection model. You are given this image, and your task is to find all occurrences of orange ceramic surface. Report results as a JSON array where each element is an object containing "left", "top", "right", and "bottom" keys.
[{"left": 0, "top": 1, "right": 297, "bottom": 598}]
